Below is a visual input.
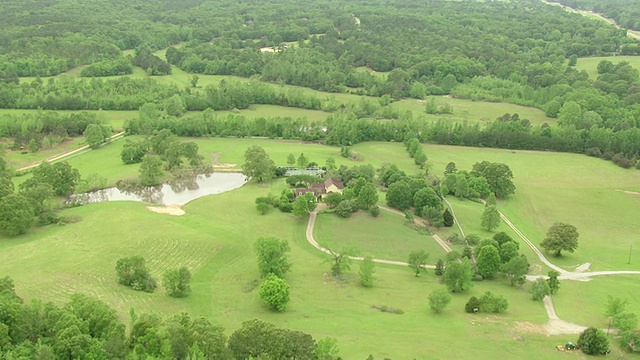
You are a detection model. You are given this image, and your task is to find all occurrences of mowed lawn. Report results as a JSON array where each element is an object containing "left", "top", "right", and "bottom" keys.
[
  {"left": 314, "top": 211, "right": 448, "bottom": 262},
  {"left": 0, "top": 181, "right": 572, "bottom": 359},
  {"left": 576, "top": 55, "right": 640, "bottom": 79},
  {"left": 392, "top": 96, "right": 555, "bottom": 126}
]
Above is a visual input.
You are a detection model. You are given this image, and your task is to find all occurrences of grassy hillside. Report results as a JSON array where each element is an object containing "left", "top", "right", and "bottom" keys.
[{"left": 575, "top": 56, "right": 640, "bottom": 79}]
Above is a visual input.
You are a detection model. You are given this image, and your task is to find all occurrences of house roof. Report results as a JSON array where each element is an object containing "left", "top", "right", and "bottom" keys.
[{"left": 324, "top": 178, "right": 344, "bottom": 189}]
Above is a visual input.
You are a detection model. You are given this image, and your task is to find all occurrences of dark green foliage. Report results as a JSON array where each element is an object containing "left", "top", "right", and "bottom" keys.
[
  {"left": 386, "top": 181, "right": 412, "bottom": 210},
  {"left": 481, "top": 205, "right": 501, "bottom": 232},
  {"left": 577, "top": 328, "right": 609, "bottom": 356},
  {"left": 434, "top": 259, "right": 445, "bottom": 276},
  {"left": 83, "top": 123, "right": 112, "bottom": 149},
  {"left": 443, "top": 208, "right": 454, "bottom": 227},
  {"left": 324, "top": 192, "right": 343, "bottom": 208},
  {"left": 541, "top": 222, "right": 579, "bottom": 256},
  {"left": 139, "top": 154, "right": 164, "bottom": 186},
  {"left": 501, "top": 255, "right": 529, "bottom": 286},
  {"left": 428, "top": 289, "right": 452, "bottom": 314},
  {"left": 120, "top": 139, "right": 148, "bottom": 164},
  {"left": 530, "top": 278, "right": 550, "bottom": 301},
  {"left": 162, "top": 267, "right": 192, "bottom": 298},
  {"left": 369, "top": 205, "right": 380, "bottom": 217},
  {"left": 547, "top": 271, "right": 560, "bottom": 294},
  {"left": 335, "top": 200, "right": 358, "bottom": 218},
  {"left": 243, "top": 145, "right": 276, "bottom": 183},
  {"left": 23, "top": 161, "right": 81, "bottom": 196},
  {"left": 471, "top": 162, "right": 515, "bottom": 198},
  {"left": 443, "top": 258, "right": 473, "bottom": 293},
  {"left": 115, "top": 256, "right": 156, "bottom": 292},
  {"left": 228, "top": 319, "right": 318, "bottom": 360},
  {"left": 478, "top": 291, "right": 509, "bottom": 313},
  {"left": 492, "top": 232, "right": 513, "bottom": 246},
  {"left": 465, "top": 296, "right": 480, "bottom": 313},
  {"left": 254, "top": 237, "right": 291, "bottom": 279},
  {"left": 285, "top": 175, "right": 322, "bottom": 187},
  {"left": 357, "top": 183, "right": 379, "bottom": 210},
  {"left": 0, "top": 194, "right": 35, "bottom": 235},
  {"left": 476, "top": 245, "right": 501, "bottom": 279}
]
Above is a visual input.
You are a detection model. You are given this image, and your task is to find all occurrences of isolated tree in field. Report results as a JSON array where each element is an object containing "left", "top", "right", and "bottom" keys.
[
  {"left": 115, "top": 256, "right": 156, "bottom": 292},
  {"left": 386, "top": 181, "right": 412, "bottom": 210},
  {"left": 481, "top": 205, "right": 500, "bottom": 232},
  {"left": 315, "top": 337, "right": 340, "bottom": 360},
  {"left": 139, "top": 154, "right": 164, "bottom": 185},
  {"left": 254, "top": 237, "right": 291, "bottom": 278},
  {"left": 471, "top": 161, "right": 515, "bottom": 198},
  {"left": 501, "top": 255, "right": 529, "bottom": 286},
  {"left": 443, "top": 258, "right": 473, "bottom": 293},
  {"left": 84, "top": 123, "right": 111, "bottom": 149},
  {"left": 443, "top": 208, "right": 454, "bottom": 227},
  {"left": 162, "top": 267, "right": 191, "bottom": 298},
  {"left": 547, "top": 271, "right": 560, "bottom": 294},
  {"left": 359, "top": 256, "right": 375, "bottom": 287},
  {"left": 428, "top": 289, "right": 452, "bottom": 314},
  {"left": 327, "top": 248, "right": 354, "bottom": 277},
  {"left": 577, "top": 328, "right": 609, "bottom": 356},
  {"left": 297, "top": 153, "right": 308, "bottom": 169},
  {"left": 530, "top": 278, "right": 550, "bottom": 301},
  {"left": 287, "top": 153, "right": 296, "bottom": 167},
  {"left": 408, "top": 250, "right": 429, "bottom": 276},
  {"left": 476, "top": 245, "right": 501, "bottom": 279},
  {"left": 189, "top": 75, "right": 199, "bottom": 88},
  {"left": 259, "top": 275, "right": 290, "bottom": 312},
  {"left": 540, "top": 222, "right": 579, "bottom": 256},
  {"left": 357, "top": 183, "right": 378, "bottom": 210},
  {"left": 242, "top": 146, "right": 276, "bottom": 182},
  {"left": 0, "top": 194, "right": 35, "bottom": 235}
]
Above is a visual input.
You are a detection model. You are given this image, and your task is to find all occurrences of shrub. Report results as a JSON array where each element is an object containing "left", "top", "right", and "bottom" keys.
[
  {"left": 465, "top": 296, "right": 480, "bottom": 313},
  {"left": 577, "top": 328, "right": 609, "bottom": 355},
  {"left": 115, "top": 256, "right": 156, "bottom": 293},
  {"left": 443, "top": 208, "right": 454, "bottom": 227},
  {"left": 335, "top": 200, "right": 358, "bottom": 218},
  {"left": 369, "top": 205, "right": 380, "bottom": 217},
  {"left": 584, "top": 147, "right": 602, "bottom": 157},
  {"left": 479, "top": 291, "right": 509, "bottom": 313},
  {"left": 612, "top": 154, "right": 634, "bottom": 168}
]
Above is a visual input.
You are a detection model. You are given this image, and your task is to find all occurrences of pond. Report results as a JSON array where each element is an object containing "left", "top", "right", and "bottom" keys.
[{"left": 69, "top": 172, "right": 247, "bottom": 206}]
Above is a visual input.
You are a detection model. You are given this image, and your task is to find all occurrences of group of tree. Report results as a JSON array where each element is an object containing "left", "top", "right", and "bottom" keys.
[
  {"left": 254, "top": 237, "right": 293, "bottom": 312},
  {"left": 0, "top": 277, "right": 340, "bottom": 359},
  {"left": 328, "top": 177, "right": 379, "bottom": 218},
  {"left": 603, "top": 296, "right": 640, "bottom": 353},
  {"left": 404, "top": 137, "right": 428, "bottom": 168},
  {"left": 464, "top": 291, "right": 509, "bottom": 314}
]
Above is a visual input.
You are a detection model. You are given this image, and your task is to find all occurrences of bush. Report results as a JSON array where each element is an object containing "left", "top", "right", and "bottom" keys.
[
  {"left": 465, "top": 296, "right": 480, "bottom": 313},
  {"left": 443, "top": 208, "right": 454, "bottom": 227},
  {"left": 612, "top": 153, "right": 634, "bottom": 168},
  {"left": 466, "top": 234, "right": 481, "bottom": 246},
  {"left": 479, "top": 291, "right": 509, "bottom": 313},
  {"left": 162, "top": 267, "right": 191, "bottom": 298},
  {"left": 115, "top": 256, "right": 156, "bottom": 293},
  {"left": 369, "top": 205, "right": 380, "bottom": 217},
  {"left": 577, "top": 328, "right": 609, "bottom": 355},
  {"left": 584, "top": 147, "right": 602, "bottom": 157},
  {"left": 335, "top": 200, "right": 357, "bottom": 218}
]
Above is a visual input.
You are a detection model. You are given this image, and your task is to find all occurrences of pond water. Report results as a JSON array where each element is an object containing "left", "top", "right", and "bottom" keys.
[{"left": 69, "top": 172, "right": 247, "bottom": 206}]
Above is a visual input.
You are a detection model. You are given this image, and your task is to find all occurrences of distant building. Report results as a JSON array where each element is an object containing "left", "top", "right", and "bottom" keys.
[{"left": 295, "top": 178, "right": 344, "bottom": 200}]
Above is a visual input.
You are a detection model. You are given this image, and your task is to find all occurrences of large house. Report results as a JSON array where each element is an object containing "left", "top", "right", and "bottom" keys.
[{"left": 295, "top": 178, "right": 344, "bottom": 199}]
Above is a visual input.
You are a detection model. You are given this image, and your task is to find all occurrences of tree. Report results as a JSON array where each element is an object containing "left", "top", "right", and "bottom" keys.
[
  {"left": 407, "top": 250, "right": 429, "bottom": 276},
  {"left": 259, "top": 275, "right": 290, "bottom": 312},
  {"left": 443, "top": 208, "right": 454, "bottom": 227},
  {"left": 465, "top": 296, "right": 480, "bottom": 313},
  {"left": 326, "top": 248, "right": 353, "bottom": 277},
  {"left": 444, "top": 162, "right": 457, "bottom": 175},
  {"left": 471, "top": 161, "right": 515, "bottom": 198},
  {"left": 481, "top": 205, "right": 500, "bottom": 232},
  {"left": 434, "top": 259, "right": 445, "bottom": 276},
  {"left": 162, "top": 267, "right": 191, "bottom": 298},
  {"left": 0, "top": 194, "right": 35, "bottom": 235},
  {"left": 297, "top": 153, "right": 308, "bottom": 169},
  {"left": 530, "top": 278, "right": 550, "bottom": 301},
  {"left": 254, "top": 237, "right": 291, "bottom": 278},
  {"left": 540, "top": 222, "right": 579, "bottom": 256},
  {"left": 428, "top": 289, "right": 452, "bottom": 314},
  {"left": 577, "top": 328, "right": 609, "bottom": 356},
  {"left": 423, "top": 206, "right": 444, "bottom": 227},
  {"left": 28, "top": 138, "right": 39, "bottom": 153},
  {"left": 324, "top": 192, "right": 343, "bottom": 208},
  {"left": 413, "top": 187, "right": 442, "bottom": 216},
  {"left": 139, "top": 154, "right": 164, "bottom": 186},
  {"left": 115, "top": 256, "right": 156, "bottom": 292},
  {"left": 386, "top": 181, "right": 412, "bottom": 210},
  {"left": 357, "top": 183, "right": 378, "bottom": 210},
  {"left": 84, "top": 123, "right": 111, "bottom": 149},
  {"left": 325, "top": 158, "right": 336, "bottom": 171},
  {"left": 443, "top": 258, "right": 473, "bottom": 293},
  {"left": 359, "top": 256, "right": 375, "bottom": 287},
  {"left": 292, "top": 192, "right": 316, "bottom": 217},
  {"left": 547, "top": 270, "right": 560, "bottom": 294},
  {"left": 469, "top": 176, "right": 491, "bottom": 198},
  {"left": 499, "top": 241, "right": 519, "bottom": 263},
  {"left": 26, "top": 161, "right": 81, "bottom": 196},
  {"left": 242, "top": 146, "right": 276, "bottom": 182},
  {"left": 189, "top": 75, "right": 199, "bottom": 88},
  {"left": 479, "top": 291, "right": 509, "bottom": 313},
  {"left": 315, "top": 337, "right": 340, "bottom": 360},
  {"left": 257, "top": 202, "right": 270, "bottom": 215},
  {"left": 454, "top": 174, "right": 469, "bottom": 198},
  {"left": 287, "top": 154, "right": 296, "bottom": 166},
  {"left": 476, "top": 245, "right": 501, "bottom": 279},
  {"left": 501, "top": 255, "right": 529, "bottom": 286}
]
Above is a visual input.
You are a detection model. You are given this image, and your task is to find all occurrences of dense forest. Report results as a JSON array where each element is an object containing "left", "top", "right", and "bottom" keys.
[{"left": 546, "top": 0, "right": 640, "bottom": 31}]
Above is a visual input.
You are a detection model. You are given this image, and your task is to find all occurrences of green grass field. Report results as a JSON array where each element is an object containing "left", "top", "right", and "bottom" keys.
[
  {"left": 0, "top": 181, "right": 579, "bottom": 359},
  {"left": 575, "top": 56, "right": 640, "bottom": 79},
  {"left": 392, "top": 96, "right": 555, "bottom": 126},
  {"left": 314, "top": 211, "right": 448, "bottom": 262}
]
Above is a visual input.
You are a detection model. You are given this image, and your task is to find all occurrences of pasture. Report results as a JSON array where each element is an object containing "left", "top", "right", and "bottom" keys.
[{"left": 575, "top": 56, "right": 640, "bottom": 79}]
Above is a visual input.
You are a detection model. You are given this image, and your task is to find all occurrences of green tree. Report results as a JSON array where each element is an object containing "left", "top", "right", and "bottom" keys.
[
  {"left": 557, "top": 101, "right": 583, "bottom": 128},
  {"left": 139, "top": 154, "right": 164, "bottom": 186},
  {"left": 476, "top": 245, "right": 501, "bottom": 279},
  {"left": 530, "top": 278, "right": 550, "bottom": 301},
  {"left": 324, "top": 192, "right": 343, "bottom": 208},
  {"left": 0, "top": 194, "right": 35, "bottom": 235},
  {"left": 242, "top": 146, "right": 276, "bottom": 182},
  {"left": 26, "top": 161, "right": 81, "bottom": 196},
  {"left": 326, "top": 248, "right": 353, "bottom": 277},
  {"left": 28, "top": 138, "right": 39, "bottom": 153},
  {"left": 315, "top": 337, "right": 340, "bottom": 360},
  {"left": 547, "top": 270, "right": 560, "bottom": 294},
  {"left": 84, "top": 123, "right": 111, "bottom": 149},
  {"left": 465, "top": 296, "right": 480, "bottom": 313},
  {"left": 357, "top": 183, "right": 378, "bottom": 210},
  {"left": 413, "top": 187, "right": 442, "bottom": 216},
  {"left": 577, "top": 328, "right": 609, "bottom": 356},
  {"left": 189, "top": 75, "right": 199, "bottom": 88},
  {"left": 444, "top": 162, "right": 457, "bottom": 176},
  {"left": 115, "top": 256, "right": 156, "bottom": 292},
  {"left": 254, "top": 237, "right": 291, "bottom": 278},
  {"left": 386, "top": 181, "right": 412, "bottom": 210},
  {"left": 259, "top": 274, "right": 291, "bottom": 312},
  {"left": 162, "top": 267, "right": 191, "bottom": 298},
  {"left": 471, "top": 161, "right": 515, "bottom": 198},
  {"left": 287, "top": 153, "right": 296, "bottom": 166},
  {"left": 257, "top": 202, "right": 270, "bottom": 215},
  {"left": 408, "top": 250, "right": 429, "bottom": 276},
  {"left": 359, "top": 256, "right": 375, "bottom": 287},
  {"left": 434, "top": 258, "right": 445, "bottom": 276},
  {"left": 499, "top": 241, "right": 519, "bottom": 263},
  {"left": 481, "top": 205, "right": 501, "bottom": 232},
  {"left": 325, "top": 157, "right": 336, "bottom": 171},
  {"left": 443, "top": 208, "right": 454, "bottom": 227},
  {"left": 540, "top": 222, "right": 579, "bottom": 256},
  {"left": 455, "top": 174, "right": 469, "bottom": 198},
  {"left": 501, "top": 255, "right": 529, "bottom": 286},
  {"left": 297, "top": 153, "right": 308, "bottom": 169},
  {"left": 292, "top": 192, "right": 317, "bottom": 217},
  {"left": 443, "top": 258, "right": 473, "bottom": 293},
  {"left": 428, "top": 289, "right": 452, "bottom": 314},
  {"left": 478, "top": 291, "right": 509, "bottom": 313}
]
